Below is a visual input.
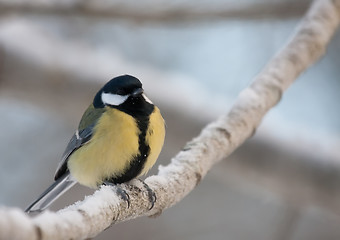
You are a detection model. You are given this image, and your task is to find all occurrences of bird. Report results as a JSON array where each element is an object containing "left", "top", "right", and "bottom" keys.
[{"left": 25, "top": 75, "right": 165, "bottom": 213}]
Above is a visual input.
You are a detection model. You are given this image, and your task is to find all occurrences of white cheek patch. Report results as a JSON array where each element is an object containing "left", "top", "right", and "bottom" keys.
[
  {"left": 142, "top": 93, "right": 153, "bottom": 104},
  {"left": 101, "top": 92, "right": 129, "bottom": 106}
]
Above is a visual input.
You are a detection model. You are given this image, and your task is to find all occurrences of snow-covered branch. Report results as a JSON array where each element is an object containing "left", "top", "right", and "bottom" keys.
[
  {"left": 0, "top": 0, "right": 309, "bottom": 21},
  {"left": 0, "top": 0, "right": 339, "bottom": 239}
]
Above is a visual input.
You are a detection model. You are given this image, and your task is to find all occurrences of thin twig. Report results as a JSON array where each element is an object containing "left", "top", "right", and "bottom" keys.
[{"left": 0, "top": 0, "right": 310, "bottom": 21}]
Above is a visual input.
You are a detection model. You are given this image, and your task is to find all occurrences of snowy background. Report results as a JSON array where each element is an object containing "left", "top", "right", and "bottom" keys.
[{"left": 0, "top": 0, "right": 340, "bottom": 239}]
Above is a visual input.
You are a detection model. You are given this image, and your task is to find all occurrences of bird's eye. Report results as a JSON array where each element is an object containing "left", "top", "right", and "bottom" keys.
[{"left": 116, "top": 89, "right": 125, "bottom": 95}]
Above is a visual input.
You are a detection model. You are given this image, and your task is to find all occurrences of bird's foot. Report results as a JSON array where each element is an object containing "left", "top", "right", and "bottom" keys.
[
  {"left": 137, "top": 179, "right": 156, "bottom": 210},
  {"left": 103, "top": 181, "right": 130, "bottom": 208}
]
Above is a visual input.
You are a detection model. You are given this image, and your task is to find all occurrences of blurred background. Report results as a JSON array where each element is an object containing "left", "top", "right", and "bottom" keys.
[{"left": 0, "top": 0, "right": 340, "bottom": 239}]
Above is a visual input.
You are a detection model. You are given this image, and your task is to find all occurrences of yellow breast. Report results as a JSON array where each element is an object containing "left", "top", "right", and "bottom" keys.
[
  {"left": 67, "top": 106, "right": 165, "bottom": 188},
  {"left": 68, "top": 108, "right": 140, "bottom": 188},
  {"left": 141, "top": 106, "right": 165, "bottom": 175}
]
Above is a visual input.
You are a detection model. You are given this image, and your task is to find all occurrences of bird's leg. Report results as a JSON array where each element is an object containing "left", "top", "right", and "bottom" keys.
[
  {"left": 137, "top": 179, "right": 156, "bottom": 210},
  {"left": 103, "top": 181, "right": 130, "bottom": 208}
]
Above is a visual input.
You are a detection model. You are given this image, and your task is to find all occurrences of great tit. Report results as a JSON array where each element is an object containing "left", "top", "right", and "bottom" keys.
[{"left": 25, "top": 75, "right": 165, "bottom": 213}]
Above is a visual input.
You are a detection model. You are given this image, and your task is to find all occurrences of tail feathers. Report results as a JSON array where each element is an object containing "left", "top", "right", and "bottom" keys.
[{"left": 25, "top": 173, "right": 76, "bottom": 213}]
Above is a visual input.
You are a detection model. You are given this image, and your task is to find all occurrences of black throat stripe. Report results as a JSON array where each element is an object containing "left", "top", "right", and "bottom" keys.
[
  {"left": 109, "top": 116, "right": 151, "bottom": 184},
  {"left": 107, "top": 99, "right": 154, "bottom": 184}
]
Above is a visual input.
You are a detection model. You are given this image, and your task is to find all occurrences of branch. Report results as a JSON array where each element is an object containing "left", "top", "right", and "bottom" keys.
[
  {"left": 0, "top": 0, "right": 311, "bottom": 21},
  {"left": 1, "top": 0, "right": 339, "bottom": 239}
]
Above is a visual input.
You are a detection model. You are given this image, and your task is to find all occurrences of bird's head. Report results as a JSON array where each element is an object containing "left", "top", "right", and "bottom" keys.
[{"left": 93, "top": 75, "right": 153, "bottom": 111}]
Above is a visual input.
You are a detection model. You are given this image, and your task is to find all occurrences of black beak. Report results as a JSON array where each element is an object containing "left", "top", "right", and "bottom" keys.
[{"left": 131, "top": 88, "right": 144, "bottom": 97}]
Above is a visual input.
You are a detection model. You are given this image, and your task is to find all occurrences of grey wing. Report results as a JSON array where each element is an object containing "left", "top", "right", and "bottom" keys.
[{"left": 54, "top": 124, "right": 94, "bottom": 180}]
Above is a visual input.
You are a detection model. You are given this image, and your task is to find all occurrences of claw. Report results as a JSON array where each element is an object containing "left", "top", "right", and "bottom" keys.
[
  {"left": 138, "top": 179, "right": 156, "bottom": 210},
  {"left": 103, "top": 181, "right": 130, "bottom": 208}
]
